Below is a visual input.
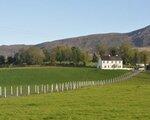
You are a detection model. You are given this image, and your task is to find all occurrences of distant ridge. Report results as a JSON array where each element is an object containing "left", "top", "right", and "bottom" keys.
[
  {"left": 0, "top": 25, "right": 150, "bottom": 56},
  {"left": 37, "top": 25, "right": 150, "bottom": 51},
  {"left": 0, "top": 45, "right": 32, "bottom": 57}
]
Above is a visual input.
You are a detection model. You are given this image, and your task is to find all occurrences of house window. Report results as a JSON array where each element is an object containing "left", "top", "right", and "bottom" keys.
[
  {"left": 104, "top": 66, "right": 106, "bottom": 68},
  {"left": 115, "top": 61, "right": 117, "bottom": 63},
  {"left": 119, "top": 61, "right": 121, "bottom": 63},
  {"left": 107, "top": 61, "right": 109, "bottom": 63},
  {"left": 111, "top": 61, "right": 113, "bottom": 63},
  {"left": 103, "top": 61, "right": 105, "bottom": 63}
]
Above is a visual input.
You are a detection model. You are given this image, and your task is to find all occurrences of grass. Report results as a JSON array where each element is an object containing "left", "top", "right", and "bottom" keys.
[
  {"left": 0, "top": 67, "right": 128, "bottom": 86},
  {"left": 0, "top": 71, "right": 149, "bottom": 120}
]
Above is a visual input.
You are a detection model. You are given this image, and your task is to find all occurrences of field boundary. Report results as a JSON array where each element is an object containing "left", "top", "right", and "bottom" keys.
[{"left": 0, "top": 70, "right": 141, "bottom": 98}]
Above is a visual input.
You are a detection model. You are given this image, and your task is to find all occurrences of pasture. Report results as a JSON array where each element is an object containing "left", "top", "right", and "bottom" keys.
[
  {"left": 0, "top": 72, "right": 149, "bottom": 120},
  {"left": 0, "top": 67, "right": 128, "bottom": 86}
]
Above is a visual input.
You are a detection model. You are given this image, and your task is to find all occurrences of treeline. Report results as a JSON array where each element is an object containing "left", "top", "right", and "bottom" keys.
[
  {"left": 0, "top": 46, "right": 90, "bottom": 67},
  {"left": 96, "top": 43, "right": 150, "bottom": 66},
  {"left": 0, "top": 43, "right": 149, "bottom": 67}
]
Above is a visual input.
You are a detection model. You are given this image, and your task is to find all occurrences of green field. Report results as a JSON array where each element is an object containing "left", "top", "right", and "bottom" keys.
[
  {"left": 0, "top": 71, "right": 149, "bottom": 120},
  {"left": 0, "top": 67, "right": 128, "bottom": 86}
]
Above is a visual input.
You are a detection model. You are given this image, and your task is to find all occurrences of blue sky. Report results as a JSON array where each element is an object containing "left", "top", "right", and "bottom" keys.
[{"left": 0, "top": 0, "right": 149, "bottom": 45}]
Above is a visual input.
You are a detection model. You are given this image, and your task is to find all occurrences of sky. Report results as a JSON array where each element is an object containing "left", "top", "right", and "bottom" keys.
[{"left": 0, "top": 0, "right": 149, "bottom": 45}]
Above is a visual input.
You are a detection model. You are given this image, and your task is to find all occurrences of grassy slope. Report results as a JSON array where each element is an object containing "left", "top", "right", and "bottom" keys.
[
  {"left": 0, "top": 72, "right": 149, "bottom": 120},
  {"left": 0, "top": 67, "right": 127, "bottom": 86}
]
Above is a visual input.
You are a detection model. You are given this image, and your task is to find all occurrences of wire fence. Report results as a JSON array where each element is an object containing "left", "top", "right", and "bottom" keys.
[{"left": 0, "top": 70, "right": 141, "bottom": 98}]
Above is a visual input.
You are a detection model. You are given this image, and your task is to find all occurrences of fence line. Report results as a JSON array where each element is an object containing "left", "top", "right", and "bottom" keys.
[{"left": 0, "top": 70, "right": 141, "bottom": 98}]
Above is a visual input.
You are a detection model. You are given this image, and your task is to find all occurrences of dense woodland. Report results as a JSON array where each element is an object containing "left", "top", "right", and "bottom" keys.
[{"left": 0, "top": 43, "right": 149, "bottom": 67}]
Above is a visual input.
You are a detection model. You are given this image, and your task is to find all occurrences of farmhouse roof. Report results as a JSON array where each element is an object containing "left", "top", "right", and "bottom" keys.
[{"left": 101, "top": 55, "right": 122, "bottom": 60}]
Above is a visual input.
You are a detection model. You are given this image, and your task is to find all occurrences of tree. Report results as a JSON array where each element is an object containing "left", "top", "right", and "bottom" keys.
[
  {"left": 109, "top": 47, "right": 119, "bottom": 56},
  {"left": 50, "top": 47, "right": 57, "bottom": 65},
  {"left": 92, "top": 53, "right": 98, "bottom": 62},
  {"left": 25, "top": 47, "right": 45, "bottom": 65},
  {"left": 71, "top": 47, "right": 82, "bottom": 66},
  {"left": 63, "top": 46, "right": 72, "bottom": 62},
  {"left": 132, "top": 49, "right": 140, "bottom": 65},
  {"left": 42, "top": 48, "right": 51, "bottom": 63},
  {"left": 14, "top": 49, "right": 28, "bottom": 65},
  {"left": 7, "top": 56, "right": 15, "bottom": 65},
  {"left": 140, "top": 51, "right": 149, "bottom": 65},
  {"left": 80, "top": 51, "right": 90, "bottom": 66},
  {"left": 55, "top": 46, "right": 65, "bottom": 63},
  {"left": 97, "top": 44, "right": 108, "bottom": 56},
  {"left": 119, "top": 43, "right": 134, "bottom": 65},
  {"left": 0, "top": 55, "right": 5, "bottom": 66}
]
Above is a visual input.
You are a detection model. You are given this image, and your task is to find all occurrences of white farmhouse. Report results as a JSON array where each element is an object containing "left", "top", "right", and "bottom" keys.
[{"left": 97, "top": 55, "right": 123, "bottom": 69}]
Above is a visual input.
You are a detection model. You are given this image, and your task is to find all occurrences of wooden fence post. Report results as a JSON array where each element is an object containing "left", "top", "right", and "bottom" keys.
[
  {"left": 102, "top": 80, "right": 104, "bottom": 85},
  {"left": 51, "top": 84, "right": 53, "bottom": 93},
  {"left": 41, "top": 84, "right": 44, "bottom": 93},
  {"left": 104, "top": 80, "right": 106, "bottom": 84},
  {"left": 84, "top": 81, "right": 86, "bottom": 86},
  {"left": 35, "top": 85, "right": 37, "bottom": 93},
  {"left": 81, "top": 81, "right": 83, "bottom": 87},
  {"left": 73, "top": 82, "right": 76, "bottom": 90},
  {"left": 4, "top": 87, "right": 7, "bottom": 98},
  {"left": 61, "top": 83, "right": 64, "bottom": 92},
  {"left": 68, "top": 82, "right": 70, "bottom": 90},
  {"left": 55, "top": 84, "right": 58, "bottom": 92},
  {"left": 64, "top": 83, "right": 66, "bottom": 90},
  {"left": 28, "top": 85, "right": 30, "bottom": 95},
  {"left": 92, "top": 81, "right": 95, "bottom": 86},
  {"left": 37, "top": 85, "right": 40, "bottom": 94},
  {"left": 47, "top": 84, "right": 49, "bottom": 92},
  {"left": 113, "top": 79, "right": 115, "bottom": 83},
  {"left": 80, "top": 82, "right": 81, "bottom": 87},
  {"left": 59, "top": 84, "right": 61, "bottom": 92},
  {"left": 79, "top": 82, "right": 81, "bottom": 88},
  {"left": 98, "top": 80, "right": 100, "bottom": 86},
  {"left": 71, "top": 82, "right": 73, "bottom": 89},
  {"left": 72, "top": 82, "right": 74, "bottom": 89},
  {"left": 76, "top": 82, "right": 78, "bottom": 89},
  {"left": 20, "top": 86, "right": 22, "bottom": 95},
  {"left": 0, "top": 86, "right": 2, "bottom": 96},
  {"left": 11, "top": 86, "right": 13, "bottom": 95},
  {"left": 44, "top": 85, "right": 46, "bottom": 93},
  {"left": 16, "top": 86, "right": 19, "bottom": 97},
  {"left": 69, "top": 82, "right": 71, "bottom": 89},
  {"left": 66, "top": 83, "right": 69, "bottom": 91},
  {"left": 68, "top": 82, "right": 69, "bottom": 90}
]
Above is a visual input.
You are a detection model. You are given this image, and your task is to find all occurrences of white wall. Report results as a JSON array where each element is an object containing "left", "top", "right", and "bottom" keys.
[{"left": 97, "top": 59, "right": 123, "bottom": 69}]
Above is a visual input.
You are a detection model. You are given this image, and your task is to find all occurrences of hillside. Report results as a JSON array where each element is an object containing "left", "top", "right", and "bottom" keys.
[
  {"left": 0, "top": 45, "right": 31, "bottom": 57},
  {"left": 0, "top": 25, "right": 150, "bottom": 56},
  {"left": 38, "top": 25, "right": 150, "bottom": 52}
]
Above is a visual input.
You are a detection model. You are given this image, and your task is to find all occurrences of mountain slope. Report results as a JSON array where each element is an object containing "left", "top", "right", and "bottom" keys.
[
  {"left": 0, "top": 25, "right": 150, "bottom": 56},
  {"left": 38, "top": 25, "right": 150, "bottom": 52},
  {"left": 37, "top": 33, "right": 131, "bottom": 52},
  {"left": 0, "top": 45, "right": 31, "bottom": 57},
  {"left": 127, "top": 25, "right": 150, "bottom": 46}
]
